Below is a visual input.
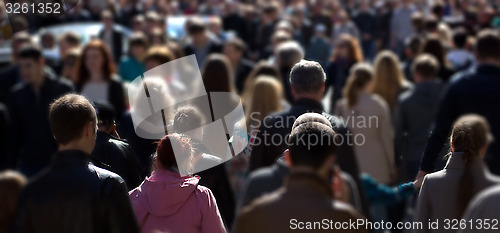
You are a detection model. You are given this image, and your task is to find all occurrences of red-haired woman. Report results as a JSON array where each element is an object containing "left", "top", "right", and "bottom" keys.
[
  {"left": 129, "top": 134, "right": 227, "bottom": 233},
  {"left": 74, "top": 39, "right": 126, "bottom": 120},
  {"left": 325, "top": 34, "right": 364, "bottom": 112}
]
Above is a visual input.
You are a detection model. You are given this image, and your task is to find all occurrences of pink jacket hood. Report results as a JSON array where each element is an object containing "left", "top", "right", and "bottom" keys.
[{"left": 133, "top": 169, "right": 200, "bottom": 216}]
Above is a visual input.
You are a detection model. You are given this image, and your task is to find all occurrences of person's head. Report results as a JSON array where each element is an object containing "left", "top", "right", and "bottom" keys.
[
  {"left": 149, "top": 27, "right": 167, "bottom": 46},
  {"left": 17, "top": 44, "right": 45, "bottom": 85},
  {"left": 201, "top": 54, "right": 235, "bottom": 93},
  {"left": 275, "top": 41, "right": 304, "bottom": 69},
  {"left": 289, "top": 60, "right": 326, "bottom": 102},
  {"left": 143, "top": 46, "right": 174, "bottom": 70},
  {"left": 208, "top": 16, "right": 223, "bottom": 35},
  {"left": 286, "top": 113, "right": 337, "bottom": 179},
  {"left": 145, "top": 11, "right": 161, "bottom": 33},
  {"left": 49, "top": 94, "right": 98, "bottom": 154},
  {"left": 425, "top": 15, "right": 439, "bottom": 33},
  {"left": 40, "top": 31, "right": 56, "bottom": 49},
  {"left": 58, "top": 32, "right": 81, "bottom": 57},
  {"left": 343, "top": 63, "right": 374, "bottom": 108},
  {"left": 244, "top": 76, "right": 283, "bottom": 128},
  {"left": 187, "top": 17, "right": 208, "bottom": 46},
  {"left": 431, "top": 1, "right": 445, "bottom": 19},
  {"left": 405, "top": 35, "right": 422, "bottom": 59},
  {"left": 75, "top": 39, "right": 116, "bottom": 85},
  {"left": 128, "top": 32, "right": 149, "bottom": 60},
  {"left": 373, "top": 50, "right": 407, "bottom": 109},
  {"left": 330, "top": 34, "right": 363, "bottom": 63},
  {"left": 452, "top": 28, "right": 468, "bottom": 49},
  {"left": 62, "top": 48, "right": 81, "bottom": 83},
  {"left": 94, "top": 101, "right": 116, "bottom": 134},
  {"left": 132, "top": 14, "right": 145, "bottom": 32},
  {"left": 173, "top": 106, "right": 205, "bottom": 141},
  {"left": 411, "top": 11, "right": 425, "bottom": 32},
  {"left": 0, "top": 171, "right": 26, "bottom": 233},
  {"left": 101, "top": 10, "right": 114, "bottom": 29},
  {"left": 154, "top": 134, "right": 193, "bottom": 173},
  {"left": 271, "top": 30, "right": 292, "bottom": 49},
  {"left": 450, "top": 114, "right": 494, "bottom": 217},
  {"left": 474, "top": 29, "right": 500, "bottom": 64},
  {"left": 412, "top": 54, "right": 440, "bottom": 83},
  {"left": 420, "top": 35, "right": 448, "bottom": 69},
  {"left": 242, "top": 61, "right": 282, "bottom": 100},
  {"left": 224, "top": 37, "right": 246, "bottom": 64},
  {"left": 11, "top": 32, "right": 31, "bottom": 62},
  {"left": 261, "top": 2, "right": 280, "bottom": 22}
]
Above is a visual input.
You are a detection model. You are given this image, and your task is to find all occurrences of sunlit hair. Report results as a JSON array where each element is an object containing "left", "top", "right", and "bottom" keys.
[
  {"left": 330, "top": 34, "right": 363, "bottom": 63},
  {"left": 449, "top": 114, "right": 493, "bottom": 218},
  {"left": 154, "top": 134, "right": 194, "bottom": 173},
  {"left": 343, "top": 63, "right": 374, "bottom": 108},
  {"left": 244, "top": 76, "right": 283, "bottom": 129},
  {"left": 241, "top": 61, "right": 282, "bottom": 104},
  {"left": 0, "top": 171, "right": 26, "bottom": 233},
  {"left": 372, "top": 50, "right": 408, "bottom": 110},
  {"left": 74, "top": 39, "right": 116, "bottom": 87}
]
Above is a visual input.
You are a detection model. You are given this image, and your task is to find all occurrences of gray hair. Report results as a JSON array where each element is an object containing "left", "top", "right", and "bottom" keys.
[
  {"left": 289, "top": 60, "right": 326, "bottom": 94},
  {"left": 276, "top": 41, "right": 304, "bottom": 68}
]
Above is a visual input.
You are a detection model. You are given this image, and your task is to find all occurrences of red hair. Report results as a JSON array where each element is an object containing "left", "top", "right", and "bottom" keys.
[
  {"left": 74, "top": 39, "right": 116, "bottom": 87},
  {"left": 154, "top": 134, "right": 193, "bottom": 170}
]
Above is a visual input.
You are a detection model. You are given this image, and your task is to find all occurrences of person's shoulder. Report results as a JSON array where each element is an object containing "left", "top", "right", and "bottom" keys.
[
  {"left": 241, "top": 188, "right": 284, "bottom": 214},
  {"left": 331, "top": 200, "right": 363, "bottom": 218},
  {"left": 89, "top": 163, "right": 125, "bottom": 184}
]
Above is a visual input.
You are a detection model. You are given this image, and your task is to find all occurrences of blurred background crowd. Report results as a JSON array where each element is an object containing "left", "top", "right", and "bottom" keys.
[{"left": 2, "top": 0, "right": 500, "bottom": 233}]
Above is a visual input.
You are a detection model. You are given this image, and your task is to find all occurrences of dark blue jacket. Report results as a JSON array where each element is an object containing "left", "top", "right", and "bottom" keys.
[{"left": 420, "top": 64, "right": 500, "bottom": 175}]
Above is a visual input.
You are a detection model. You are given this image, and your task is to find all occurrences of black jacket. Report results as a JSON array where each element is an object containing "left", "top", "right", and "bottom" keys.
[
  {"left": 92, "top": 131, "right": 143, "bottom": 190},
  {"left": 98, "top": 28, "right": 124, "bottom": 63},
  {"left": 0, "top": 65, "right": 20, "bottom": 103},
  {"left": 0, "top": 103, "right": 9, "bottom": 169},
  {"left": 234, "top": 59, "right": 255, "bottom": 94},
  {"left": 6, "top": 71, "right": 73, "bottom": 174},
  {"left": 13, "top": 150, "right": 140, "bottom": 233},
  {"left": 191, "top": 140, "right": 236, "bottom": 230},
  {"left": 421, "top": 64, "right": 500, "bottom": 175}
]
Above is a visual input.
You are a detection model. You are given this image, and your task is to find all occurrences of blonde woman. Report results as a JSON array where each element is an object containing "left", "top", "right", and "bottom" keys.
[
  {"left": 335, "top": 63, "right": 396, "bottom": 184},
  {"left": 372, "top": 50, "right": 413, "bottom": 116},
  {"left": 228, "top": 76, "right": 284, "bottom": 200}
]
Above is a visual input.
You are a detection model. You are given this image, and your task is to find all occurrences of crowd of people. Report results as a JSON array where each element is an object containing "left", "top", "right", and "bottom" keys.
[{"left": 2, "top": 0, "right": 500, "bottom": 233}]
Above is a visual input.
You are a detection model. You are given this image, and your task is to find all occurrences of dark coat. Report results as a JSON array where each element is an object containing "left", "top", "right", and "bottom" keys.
[
  {"left": 98, "top": 28, "right": 124, "bottom": 63},
  {"left": 0, "top": 65, "right": 20, "bottom": 103},
  {"left": 6, "top": 71, "right": 73, "bottom": 175},
  {"left": 421, "top": 64, "right": 500, "bottom": 175},
  {"left": 92, "top": 131, "right": 143, "bottom": 190},
  {"left": 234, "top": 59, "right": 255, "bottom": 94},
  {"left": 0, "top": 103, "right": 9, "bottom": 169},
  {"left": 325, "top": 60, "right": 356, "bottom": 111},
  {"left": 233, "top": 171, "right": 367, "bottom": 233},
  {"left": 13, "top": 150, "right": 140, "bottom": 233}
]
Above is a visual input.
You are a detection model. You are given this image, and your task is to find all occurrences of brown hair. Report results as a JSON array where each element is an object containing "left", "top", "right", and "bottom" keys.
[
  {"left": 74, "top": 39, "right": 116, "bottom": 87},
  {"left": 420, "top": 35, "right": 450, "bottom": 70},
  {"left": 343, "top": 63, "right": 374, "bottom": 108},
  {"left": 475, "top": 29, "right": 500, "bottom": 61},
  {"left": 412, "top": 54, "right": 440, "bottom": 79},
  {"left": 59, "top": 32, "right": 80, "bottom": 46},
  {"left": 241, "top": 61, "right": 282, "bottom": 102},
  {"left": 201, "top": 54, "right": 235, "bottom": 93},
  {"left": 373, "top": 50, "right": 408, "bottom": 110},
  {"left": 144, "top": 46, "right": 175, "bottom": 67},
  {"left": 450, "top": 114, "right": 493, "bottom": 218},
  {"left": 49, "top": 94, "right": 97, "bottom": 145},
  {"left": 330, "top": 34, "right": 364, "bottom": 63},
  {"left": 244, "top": 76, "right": 283, "bottom": 128},
  {"left": 0, "top": 171, "right": 26, "bottom": 233}
]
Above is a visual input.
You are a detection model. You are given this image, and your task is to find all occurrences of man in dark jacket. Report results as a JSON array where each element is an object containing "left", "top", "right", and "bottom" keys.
[
  {"left": 234, "top": 113, "right": 367, "bottom": 233},
  {"left": 6, "top": 44, "right": 73, "bottom": 177},
  {"left": 0, "top": 32, "right": 31, "bottom": 103},
  {"left": 396, "top": 54, "right": 444, "bottom": 180},
  {"left": 99, "top": 10, "right": 123, "bottom": 63},
  {"left": 417, "top": 30, "right": 500, "bottom": 179},
  {"left": 183, "top": 17, "right": 223, "bottom": 67},
  {"left": 13, "top": 94, "right": 139, "bottom": 233},
  {"left": 92, "top": 102, "right": 142, "bottom": 190},
  {"left": 224, "top": 38, "right": 255, "bottom": 94}
]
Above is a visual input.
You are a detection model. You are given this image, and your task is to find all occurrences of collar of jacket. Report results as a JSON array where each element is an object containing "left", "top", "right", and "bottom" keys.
[
  {"left": 283, "top": 170, "right": 332, "bottom": 198},
  {"left": 293, "top": 98, "right": 324, "bottom": 112},
  {"left": 445, "top": 152, "right": 485, "bottom": 172},
  {"left": 53, "top": 150, "right": 91, "bottom": 166}
]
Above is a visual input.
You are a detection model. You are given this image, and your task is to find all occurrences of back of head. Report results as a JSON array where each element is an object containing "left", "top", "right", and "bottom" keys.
[
  {"left": 245, "top": 75, "right": 283, "bottom": 128},
  {"left": 187, "top": 17, "right": 206, "bottom": 35},
  {"left": 18, "top": 43, "right": 43, "bottom": 61},
  {"left": 0, "top": 171, "right": 26, "bottom": 233},
  {"left": 288, "top": 113, "right": 337, "bottom": 169},
  {"left": 343, "top": 63, "right": 374, "bottom": 108},
  {"left": 421, "top": 35, "right": 446, "bottom": 67},
  {"left": 94, "top": 101, "right": 116, "bottom": 128},
  {"left": 49, "top": 94, "right": 97, "bottom": 145},
  {"left": 155, "top": 134, "right": 193, "bottom": 174},
  {"left": 405, "top": 35, "right": 422, "bottom": 56},
  {"left": 201, "top": 54, "right": 235, "bottom": 93},
  {"left": 173, "top": 106, "right": 205, "bottom": 134},
  {"left": 373, "top": 50, "right": 405, "bottom": 109},
  {"left": 451, "top": 114, "right": 493, "bottom": 218},
  {"left": 452, "top": 28, "right": 468, "bottom": 49},
  {"left": 475, "top": 29, "right": 500, "bottom": 62},
  {"left": 412, "top": 54, "right": 440, "bottom": 80},
  {"left": 289, "top": 60, "right": 325, "bottom": 95},
  {"left": 276, "top": 41, "right": 304, "bottom": 68}
]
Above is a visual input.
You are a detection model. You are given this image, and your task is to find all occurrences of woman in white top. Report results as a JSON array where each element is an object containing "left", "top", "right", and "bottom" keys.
[{"left": 335, "top": 63, "right": 396, "bottom": 184}]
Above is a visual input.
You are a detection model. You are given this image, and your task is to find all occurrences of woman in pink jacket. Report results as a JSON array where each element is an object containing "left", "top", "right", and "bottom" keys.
[{"left": 129, "top": 134, "right": 227, "bottom": 233}]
